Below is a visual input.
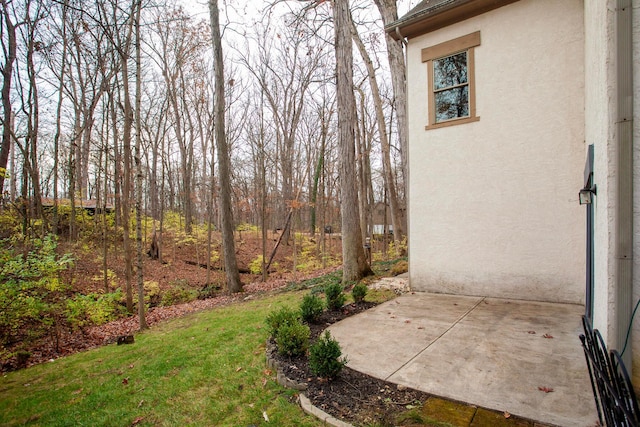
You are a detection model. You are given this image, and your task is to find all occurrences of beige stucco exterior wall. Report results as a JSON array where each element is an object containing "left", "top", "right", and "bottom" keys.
[
  {"left": 585, "top": 0, "right": 618, "bottom": 344},
  {"left": 585, "top": 0, "right": 639, "bottom": 386},
  {"left": 406, "top": 0, "right": 585, "bottom": 303}
]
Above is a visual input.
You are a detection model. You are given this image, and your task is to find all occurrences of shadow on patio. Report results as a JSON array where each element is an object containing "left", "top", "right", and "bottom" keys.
[{"left": 327, "top": 291, "right": 598, "bottom": 426}]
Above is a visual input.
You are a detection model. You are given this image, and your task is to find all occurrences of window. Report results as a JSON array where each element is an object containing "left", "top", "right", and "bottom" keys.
[{"left": 422, "top": 31, "right": 480, "bottom": 129}]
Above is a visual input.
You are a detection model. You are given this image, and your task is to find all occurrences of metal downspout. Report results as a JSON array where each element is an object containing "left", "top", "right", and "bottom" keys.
[{"left": 615, "top": 0, "right": 633, "bottom": 368}]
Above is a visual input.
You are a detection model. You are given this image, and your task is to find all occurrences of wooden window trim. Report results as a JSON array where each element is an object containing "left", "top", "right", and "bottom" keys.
[{"left": 423, "top": 32, "right": 480, "bottom": 130}]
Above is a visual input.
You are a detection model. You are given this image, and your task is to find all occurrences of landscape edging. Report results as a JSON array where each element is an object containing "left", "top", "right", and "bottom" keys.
[{"left": 265, "top": 340, "right": 354, "bottom": 427}]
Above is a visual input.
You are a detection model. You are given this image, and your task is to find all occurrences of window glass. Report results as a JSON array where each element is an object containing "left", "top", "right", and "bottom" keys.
[
  {"left": 433, "top": 52, "right": 469, "bottom": 122},
  {"left": 433, "top": 52, "right": 468, "bottom": 90},
  {"left": 435, "top": 85, "right": 469, "bottom": 122}
]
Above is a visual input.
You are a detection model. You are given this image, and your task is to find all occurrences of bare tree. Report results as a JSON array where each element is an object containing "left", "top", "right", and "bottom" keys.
[
  {"left": 334, "top": 0, "right": 372, "bottom": 282},
  {"left": 0, "top": 0, "right": 19, "bottom": 195},
  {"left": 209, "top": 0, "right": 242, "bottom": 293},
  {"left": 373, "top": 0, "right": 407, "bottom": 207},
  {"left": 133, "top": 0, "right": 146, "bottom": 330},
  {"left": 350, "top": 16, "right": 404, "bottom": 248},
  {"left": 239, "top": 18, "right": 324, "bottom": 241}
]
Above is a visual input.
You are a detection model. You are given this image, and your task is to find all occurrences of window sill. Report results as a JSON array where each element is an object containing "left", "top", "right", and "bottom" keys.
[{"left": 425, "top": 115, "right": 480, "bottom": 130}]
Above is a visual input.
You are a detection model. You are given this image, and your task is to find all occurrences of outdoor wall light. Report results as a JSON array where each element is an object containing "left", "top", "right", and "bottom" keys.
[{"left": 579, "top": 185, "right": 597, "bottom": 205}]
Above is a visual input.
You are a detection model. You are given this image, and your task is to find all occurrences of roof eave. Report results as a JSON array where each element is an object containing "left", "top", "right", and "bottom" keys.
[{"left": 386, "top": 0, "right": 520, "bottom": 41}]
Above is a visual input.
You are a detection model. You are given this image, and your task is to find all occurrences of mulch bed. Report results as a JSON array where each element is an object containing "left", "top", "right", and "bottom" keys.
[{"left": 268, "top": 302, "right": 432, "bottom": 426}]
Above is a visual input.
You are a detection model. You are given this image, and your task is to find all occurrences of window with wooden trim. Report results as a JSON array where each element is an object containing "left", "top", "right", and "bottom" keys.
[{"left": 422, "top": 31, "right": 480, "bottom": 129}]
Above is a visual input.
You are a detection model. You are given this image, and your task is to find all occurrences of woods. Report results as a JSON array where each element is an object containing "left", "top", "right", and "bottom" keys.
[{"left": 0, "top": 0, "right": 408, "bottom": 331}]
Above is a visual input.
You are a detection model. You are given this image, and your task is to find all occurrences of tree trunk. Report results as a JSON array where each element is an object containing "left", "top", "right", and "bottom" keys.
[
  {"left": 373, "top": 0, "right": 408, "bottom": 198},
  {"left": 350, "top": 19, "right": 405, "bottom": 249},
  {"left": 0, "top": 0, "right": 16, "bottom": 195},
  {"left": 120, "top": 10, "right": 136, "bottom": 313},
  {"left": 334, "top": 0, "right": 372, "bottom": 283},
  {"left": 209, "top": 0, "right": 242, "bottom": 293},
  {"left": 52, "top": 0, "right": 69, "bottom": 234},
  {"left": 134, "top": 0, "right": 147, "bottom": 330}
]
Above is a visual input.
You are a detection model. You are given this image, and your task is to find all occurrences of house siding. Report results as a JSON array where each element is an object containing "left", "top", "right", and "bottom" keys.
[{"left": 407, "top": 0, "right": 585, "bottom": 303}]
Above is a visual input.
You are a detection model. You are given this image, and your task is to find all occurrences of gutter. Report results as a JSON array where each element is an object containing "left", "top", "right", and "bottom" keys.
[{"left": 615, "top": 0, "right": 633, "bottom": 368}]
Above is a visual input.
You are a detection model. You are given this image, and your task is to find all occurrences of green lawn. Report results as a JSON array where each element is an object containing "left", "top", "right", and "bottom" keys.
[{"left": 0, "top": 292, "right": 321, "bottom": 426}]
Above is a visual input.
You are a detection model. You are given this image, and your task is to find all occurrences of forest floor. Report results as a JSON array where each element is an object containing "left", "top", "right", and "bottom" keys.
[{"left": 4, "top": 228, "right": 348, "bottom": 372}]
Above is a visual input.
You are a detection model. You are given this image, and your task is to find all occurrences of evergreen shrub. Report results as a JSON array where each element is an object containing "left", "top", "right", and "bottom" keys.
[
  {"left": 265, "top": 306, "right": 300, "bottom": 337},
  {"left": 300, "top": 293, "right": 324, "bottom": 323},
  {"left": 309, "top": 331, "right": 347, "bottom": 379},
  {"left": 351, "top": 283, "right": 368, "bottom": 304},
  {"left": 275, "top": 321, "right": 310, "bottom": 357},
  {"left": 325, "top": 282, "right": 346, "bottom": 311}
]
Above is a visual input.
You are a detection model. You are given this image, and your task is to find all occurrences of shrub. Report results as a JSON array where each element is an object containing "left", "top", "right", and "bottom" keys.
[
  {"left": 0, "top": 234, "right": 74, "bottom": 346},
  {"left": 325, "top": 282, "right": 346, "bottom": 311},
  {"left": 265, "top": 306, "right": 300, "bottom": 337},
  {"left": 66, "top": 290, "right": 124, "bottom": 330},
  {"left": 309, "top": 331, "right": 347, "bottom": 379},
  {"left": 249, "top": 255, "right": 264, "bottom": 275},
  {"left": 391, "top": 260, "right": 409, "bottom": 276},
  {"left": 275, "top": 321, "right": 310, "bottom": 357},
  {"left": 351, "top": 283, "right": 368, "bottom": 304},
  {"left": 161, "top": 285, "right": 197, "bottom": 306},
  {"left": 300, "top": 293, "right": 324, "bottom": 323}
]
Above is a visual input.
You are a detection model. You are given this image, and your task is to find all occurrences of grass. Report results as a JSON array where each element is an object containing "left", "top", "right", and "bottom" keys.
[{"left": 0, "top": 292, "right": 321, "bottom": 427}]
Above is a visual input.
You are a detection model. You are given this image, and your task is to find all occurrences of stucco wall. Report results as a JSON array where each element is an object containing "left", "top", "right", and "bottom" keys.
[
  {"left": 407, "top": 0, "right": 585, "bottom": 303},
  {"left": 584, "top": 0, "right": 640, "bottom": 386},
  {"left": 585, "top": 0, "right": 618, "bottom": 344}
]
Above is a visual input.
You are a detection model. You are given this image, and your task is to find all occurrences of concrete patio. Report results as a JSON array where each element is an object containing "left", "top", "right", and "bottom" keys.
[{"left": 327, "top": 291, "right": 599, "bottom": 426}]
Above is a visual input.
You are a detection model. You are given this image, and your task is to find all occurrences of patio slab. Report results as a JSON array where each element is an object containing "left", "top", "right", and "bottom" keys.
[{"left": 327, "top": 292, "right": 598, "bottom": 427}]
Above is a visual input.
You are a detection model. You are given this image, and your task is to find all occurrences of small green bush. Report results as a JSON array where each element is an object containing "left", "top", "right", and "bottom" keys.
[
  {"left": 300, "top": 294, "right": 324, "bottom": 323},
  {"left": 161, "top": 286, "right": 197, "bottom": 306},
  {"left": 265, "top": 306, "right": 300, "bottom": 337},
  {"left": 275, "top": 321, "right": 310, "bottom": 357},
  {"left": 309, "top": 331, "right": 347, "bottom": 379},
  {"left": 325, "top": 282, "right": 346, "bottom": 311},
  {"left": 249, "top": 255, "right": 264, "bottom": 275},
  {"left": 351, "top": 283, "right": 368, "bottom": 304},
  {"left": 66, "top": 290, "right": 124, "bottom": 330}
]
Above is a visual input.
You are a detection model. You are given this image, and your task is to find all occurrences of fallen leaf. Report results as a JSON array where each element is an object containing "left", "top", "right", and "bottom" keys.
[
  {"left": 138, "top": 400, "right": 144, "bottom": 408},
  {"left": 129, "top": 364, "right": 134, "bottom": 369},
  {"left": 72, "top": 388, "right": 83, "bottom": 395},
  {"left": 263, "top": 369, "right": 272, "bottom": 375},
  {"left": 538, "top": 386, "right": 554, "bottom": 393},
  {"left": 262, "top": 377, "right": 268, "bottom": 387},
  {"left": 122, "top": 378, "right": 129, "bottom": 385},
  {"left": 543, "top": 334, "right": 554, "bottom": 339},
  {"left": 504, "top": 411, "right": 511, "bottom": 418},
  {"left": 236, "top": 367, "right": 243, "bottom": 372},
  {"left": 263, "top": 411, "right": 269, "bottom": 422},
  {"left": 130, "top": 416, "right": 144, "bottom": 426}
]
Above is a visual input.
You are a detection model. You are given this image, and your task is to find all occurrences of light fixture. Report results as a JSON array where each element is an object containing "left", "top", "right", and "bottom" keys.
[{"left": 579, "top": 185, "right": 597, "bottom": 205}]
